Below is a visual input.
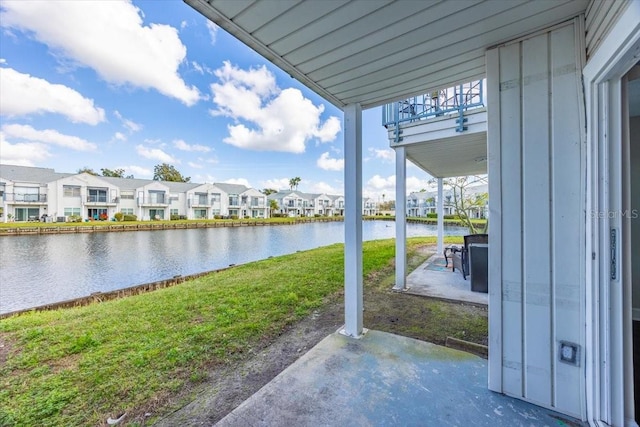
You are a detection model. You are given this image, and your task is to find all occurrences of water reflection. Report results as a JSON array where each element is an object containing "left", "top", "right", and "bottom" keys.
[{"left": 0, "top": 221, "right": 467, "bottom": 313}]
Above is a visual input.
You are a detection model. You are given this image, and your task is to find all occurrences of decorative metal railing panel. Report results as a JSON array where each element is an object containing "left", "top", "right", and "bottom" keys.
[{"left": 382, "top": 80, "right": 484, "bottom": 142}]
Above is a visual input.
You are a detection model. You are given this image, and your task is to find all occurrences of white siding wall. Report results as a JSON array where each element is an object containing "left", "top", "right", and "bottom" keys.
[
  {"left": 487, "top": 20, "right": 586, "bottom": 418},
  {"left": 585, "top": 0, "right": 630, "bottom": 59}
]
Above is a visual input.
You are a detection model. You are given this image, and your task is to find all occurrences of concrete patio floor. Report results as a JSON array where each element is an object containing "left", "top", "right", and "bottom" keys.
[
  {"left": 403, "top": 254, "right": 488, "bottom": 306},
  {"left": 214, "top": 330, "right": 584, "bottom": 427}
]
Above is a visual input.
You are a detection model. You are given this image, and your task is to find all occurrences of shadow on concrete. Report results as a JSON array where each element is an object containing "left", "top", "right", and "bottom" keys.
[
  {"left": 215, "top": 330, "right": 584, "bottom": 426},
  {"left": 403, "top": 254, "right": 488, "bottom": 306}
]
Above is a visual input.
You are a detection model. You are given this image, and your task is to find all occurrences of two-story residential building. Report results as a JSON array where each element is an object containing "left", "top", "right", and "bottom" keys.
[
  {"left": 50, "top": 173, "right": 122, "bottom": 221},
  {"left": 362, "top": 198, "right": 379, "bottom": 216},
  {"left": 267, "top": 190, "right": 373, "bottom": 217},
  {"left": 0, "top": 165, "right": 64, "bottom": 221},
  {"left": 0, "top": 165, "right": 269, "bottom": 222},
  {"left": 407, "top": 181, "right": 488, "bottom": 219}
]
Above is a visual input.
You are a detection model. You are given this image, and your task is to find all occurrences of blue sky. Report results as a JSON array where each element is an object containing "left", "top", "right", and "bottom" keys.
[{"left": 0, "top": 0, "right": 432, "bottom": 200}]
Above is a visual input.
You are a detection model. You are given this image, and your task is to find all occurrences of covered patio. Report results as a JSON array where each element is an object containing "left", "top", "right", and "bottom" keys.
[{"left": 185, "top": 0, "right": 639, "bottom": 425}]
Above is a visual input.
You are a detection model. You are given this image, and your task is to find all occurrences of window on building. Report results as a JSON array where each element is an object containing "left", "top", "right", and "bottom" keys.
[
  {"left": 63, "top": 186, "right": 81, "bottom": 197},
  {"left": 64, "top": 207, "right": 81, "bottom": 217},
  {"left": 211, "top": 193, "right": 221, "bottom": 203},
  {"left": 120, "top": 208, "right": 134, "bottom": 215},
  {"left": 120, "top": 191, "right": 134, "bottom": 200},
  {"left": 194, "top": 209, "right": 207, "bottom": 219},
  {"left": 196, "top": 193, "right": 208, "bottom": 205},
  {"left": 170, "top": 209, "right": 179, "bottom": 216},
  {"left": 14, "top": 207, "right": 40, "bottom": 221},
  {"left": 88, "top": 188, "right": 107, "bottom": 203},
  {"left": 229, "top": 195, "right": 239, "bottom": 205}
]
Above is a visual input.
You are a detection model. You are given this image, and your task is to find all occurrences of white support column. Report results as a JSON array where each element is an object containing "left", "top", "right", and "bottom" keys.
[
  {"left": 341, "top": 103, "right": 364, "bottom": 338},
  {"left": 393, "top": 146, "right": 407, "bottom": 291},
  {"left": 437, "top": 177, "right": 444, "bottom": 254}
]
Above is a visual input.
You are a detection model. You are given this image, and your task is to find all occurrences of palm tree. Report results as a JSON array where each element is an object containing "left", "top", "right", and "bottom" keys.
[{"left": 289, "top": 177, "right": 301, "bottom": 190}]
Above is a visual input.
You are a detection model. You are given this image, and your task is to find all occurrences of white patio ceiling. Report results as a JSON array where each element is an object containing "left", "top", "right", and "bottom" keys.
[
  {"left": 186, "top": 0, "right": 589, "bottom": 109},
  {"left": 185, "top": 0, "right": 589, "bottom": 177}
]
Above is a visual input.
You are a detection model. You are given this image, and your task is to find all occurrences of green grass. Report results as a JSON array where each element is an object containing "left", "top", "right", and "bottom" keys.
[
  {"left": 0, "top": 237, "right": 459, "bottom": 426},
  {"left": 0, "top": 216, "right": 339, "bottom": 229}
]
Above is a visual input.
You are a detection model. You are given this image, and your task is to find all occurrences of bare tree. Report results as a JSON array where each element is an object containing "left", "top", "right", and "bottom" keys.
[{"left": 438, "top": 176, "right": 488, "bottom": 234}]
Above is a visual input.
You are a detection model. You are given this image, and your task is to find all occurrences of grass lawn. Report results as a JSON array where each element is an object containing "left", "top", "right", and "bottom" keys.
[
  {"left": 0, "top": 236, "right": 485, "bottom": 426},
  {"left": 0, "top": 216, "right": 336, "bottom": 229}
]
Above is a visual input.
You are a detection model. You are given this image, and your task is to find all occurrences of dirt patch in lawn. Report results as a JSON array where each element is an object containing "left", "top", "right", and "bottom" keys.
[{"left": 151, "top": 245, "right": 488, "bottom": 427}]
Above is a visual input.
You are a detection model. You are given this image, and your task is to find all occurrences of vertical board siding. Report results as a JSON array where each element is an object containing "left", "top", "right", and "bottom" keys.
[
  {"left": 521, "top": 32, "right": 552, "bottom": 406},
  {"left": 585, "top": 0, "right": 630, "bottom": 59},
  {"left": 491, "top": 19, "right": 585, "bottom": 417},
  {"left": 486, "top": 47, "right": 503, "bottom": 393},
  {"left": 498, "top": 42, "right": 523, "bottom": 398},
  {"left": 549, "top": 24, "right": 585, "bottom": 415}
]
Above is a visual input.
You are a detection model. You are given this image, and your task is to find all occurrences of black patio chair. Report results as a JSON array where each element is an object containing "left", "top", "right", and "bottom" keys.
[{"left": 444, "top": 234, "right": 488, "bottom": 280}]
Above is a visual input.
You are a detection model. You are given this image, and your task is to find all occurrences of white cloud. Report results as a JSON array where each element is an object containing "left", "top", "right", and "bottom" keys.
[
  {"left": 114, "top": 132, "right": 126, "bottom": 142},
  {"left": 120, "top": 165, "right": 152, "bottom": 178},
  {"left": 192, "top": 61, "right": 204, "bottom": 75},
  {"left": 0, "top": 133, "right": 51, "bottom": 166},
  {"left": 0, "top": 58, "right": 6, "bottom": 64},
  {"left": 187, "top": 161, "right": 203, "bottom": 169},
  {"left": 223, "top": 178, "right": 251, "bottom": 187},
  {"left": 0, "top": 67, "right": 105, "bottom": 124},
  {"left": 406, "top": 176, "right": 434, "bottom": 193},
  {"left": 259, "top": 178, "right": 290, "bottom": 191},
  {"left": 1, "top": 1, "right": 200, "bottom": 106},
  {"left": 210, "top": 62, "right": 341, "bottom": 153},
  {"left": 173, "top": 139, "right": 211, "bottom": 152},
  {"left": 316, "top": 152, "right": 344, "bottom": 171},
  {"left": 114, "top": 111, "right": 142, "bottom": 133},
  {"left": 363, "top": 174, "right": 434, "bottom": 200},
  {"left": 206, "top": 21, "right": 218, "bottom": 45},
  {"left": 194, "top": 173, "right": 217, "bottom": 183},
  {"left": 307, "top": 181, "right": 342, "bottom": 195},
  {"left": 135, "top": 145, "right": 176, "bottom": 163},
  {"left": 368, "top": 148, "right": 395, "bottom": 163},
  {"left": 191, "top": 61, "right": 213, "bottom": 76},
  {"left": 2, "top": 124, "right": 97, "bottom": 151}
]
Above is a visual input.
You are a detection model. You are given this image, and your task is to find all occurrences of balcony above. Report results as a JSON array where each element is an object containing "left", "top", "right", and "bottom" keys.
[
  {"left": 137, "top": 196, "right": 169, "bottom": 207},
  {"left": 383, "top": 81, "right": 486, "bottom": 178},
  {"left": 5, "top": 193, "right": 47, "bottom": 204},
  {"left": 86, "top": 196, "right": 118, "bottom": 206}
]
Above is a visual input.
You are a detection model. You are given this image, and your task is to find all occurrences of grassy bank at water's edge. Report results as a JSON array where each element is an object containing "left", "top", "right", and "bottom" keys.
[{"left": 0, "top": 236, "right": 486, "bottom": 426}]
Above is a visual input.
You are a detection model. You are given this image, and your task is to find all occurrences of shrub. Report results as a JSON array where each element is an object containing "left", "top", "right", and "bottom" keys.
[
  {"left": 170, "top": 214, "right": 180, "bottom": 220},
  {"left": 443, "top": 214, "right": 460, "bottom": 220},
  {"left": 426, "top": 213, "right": 437, "bottom": 218},
  {"left": 230, "top": 215, "right": 238, "bottom": 220},
  {"left": 123, "top": 214, "right": 137, "bottom": 221},
  {"left": 214, "top": 215, "right": 222, "bottom": 220},
  {"left": 114, "top": 212, "right": 124, "bottom": 222},
  {"left": 244, "top": 215, "right": 250, "bottom": 219},
  {"left": 68, "top": 214, "right": 82, "bottom": 223},
  {"left": 314, "top": 214, "right": 321, "bottom": 217}
]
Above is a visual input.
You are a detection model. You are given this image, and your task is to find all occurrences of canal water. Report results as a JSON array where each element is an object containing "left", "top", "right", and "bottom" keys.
[{"left": 0, "top": 221, "right": 467, "bottom": 314}]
